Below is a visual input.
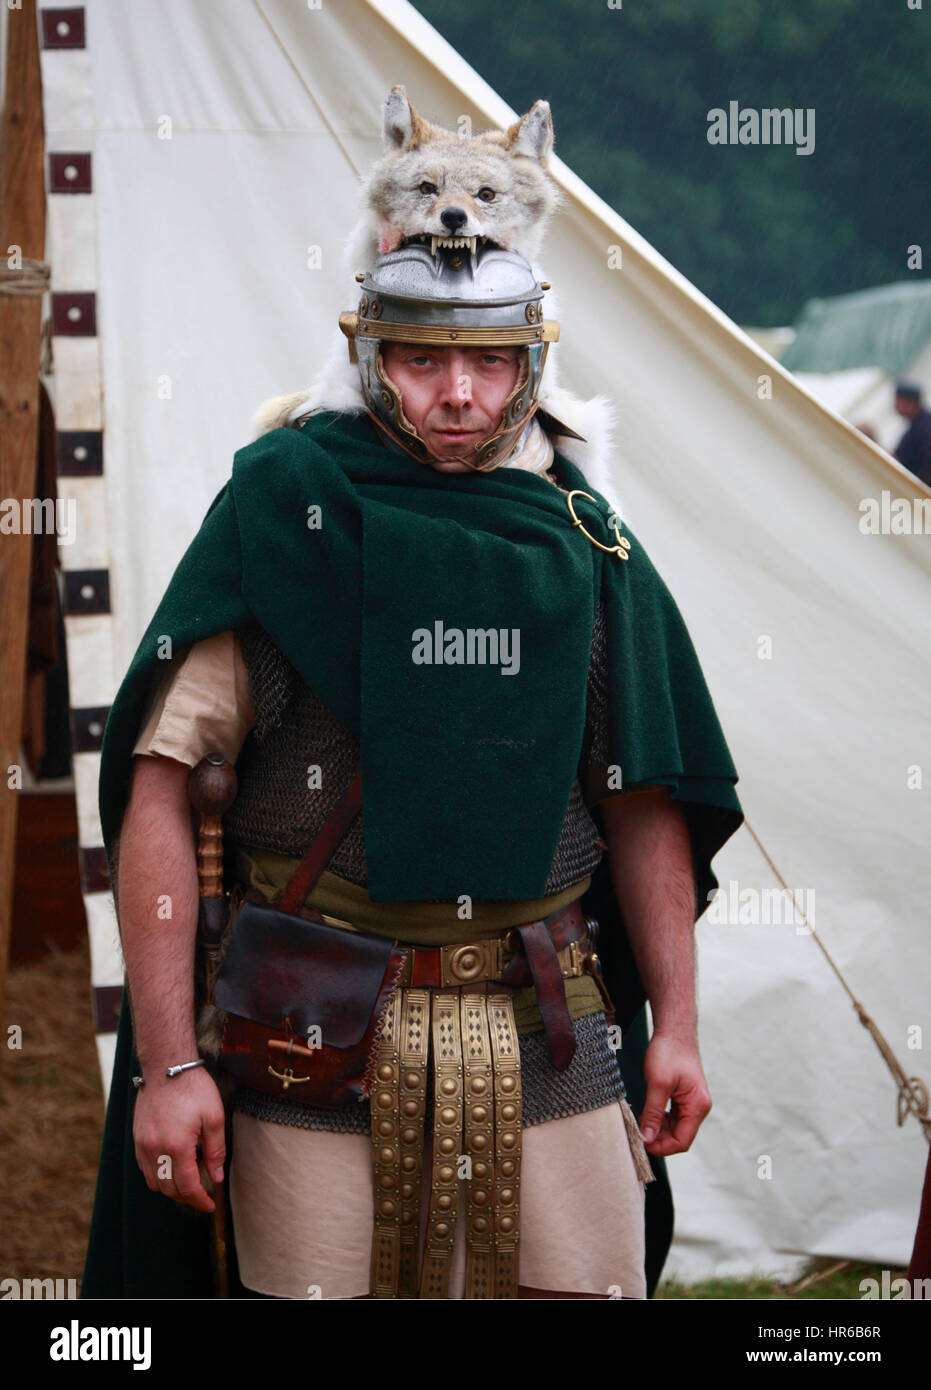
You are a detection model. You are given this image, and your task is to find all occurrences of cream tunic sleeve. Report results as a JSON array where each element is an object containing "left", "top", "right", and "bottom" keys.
[{"left": 132, "top": 629, "right": 255, "bottom": 766}]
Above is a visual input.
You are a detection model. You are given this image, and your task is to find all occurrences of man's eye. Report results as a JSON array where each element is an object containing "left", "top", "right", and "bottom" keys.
[
  {"left": 477, "top": 187, "right": 496, "bottom": 202},
  {"left": 419, "top": 181, "right": 438, "bottom": 196}
]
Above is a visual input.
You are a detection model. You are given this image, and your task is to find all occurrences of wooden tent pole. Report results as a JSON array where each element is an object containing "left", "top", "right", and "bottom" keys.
[{"left": 0, "top": 0, "right": 47, "bottom": 1040}]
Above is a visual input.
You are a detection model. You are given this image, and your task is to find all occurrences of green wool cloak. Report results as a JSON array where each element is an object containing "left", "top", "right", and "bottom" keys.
[{"left": 82, "top": 410, "right": 743, "bottom": 1298}]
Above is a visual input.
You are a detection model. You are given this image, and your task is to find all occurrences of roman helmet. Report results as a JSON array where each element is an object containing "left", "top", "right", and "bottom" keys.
[{"left": 339, "top": 240, "right": 560, "bottom": 471}]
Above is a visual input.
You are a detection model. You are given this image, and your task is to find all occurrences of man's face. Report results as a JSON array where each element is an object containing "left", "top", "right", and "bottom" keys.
[
  {"left": 379, "top": 342, "right": 522, "bottom": 472},
  {"left": 895, "top": 393, "right": 920, "bottom": 420}
]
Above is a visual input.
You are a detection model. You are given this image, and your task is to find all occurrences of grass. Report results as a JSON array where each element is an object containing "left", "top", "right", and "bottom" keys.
[{"left": 657, "top": 1260, "right": 904, "bottom": 1300}]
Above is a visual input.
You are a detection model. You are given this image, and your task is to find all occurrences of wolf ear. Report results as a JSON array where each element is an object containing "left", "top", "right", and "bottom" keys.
[
  {"left": 505, "top": 100, "right": 554, "bottom": 163},
  {"left": 383, "top": 84, "right": 430, "bottom": 152}
]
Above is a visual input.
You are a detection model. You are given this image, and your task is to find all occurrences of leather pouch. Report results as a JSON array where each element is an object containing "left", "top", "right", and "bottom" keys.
[{"left": 212, "top": 897, "right": 407, "bottom": 1109}]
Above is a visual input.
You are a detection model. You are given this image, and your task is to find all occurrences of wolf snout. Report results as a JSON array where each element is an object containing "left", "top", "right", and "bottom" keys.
[{"left": 441, "top": 206, "right": 469, "bottom": 234}]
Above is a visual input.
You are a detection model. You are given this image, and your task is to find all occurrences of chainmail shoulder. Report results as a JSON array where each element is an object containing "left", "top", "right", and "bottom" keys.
[{"left": 236, "top": 623, "right": 299, "bottom": 745}]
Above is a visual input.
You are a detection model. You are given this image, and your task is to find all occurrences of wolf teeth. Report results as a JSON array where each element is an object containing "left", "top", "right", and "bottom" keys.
[{"left": 430, "top": 235, "right": 480, "bottom": 255}]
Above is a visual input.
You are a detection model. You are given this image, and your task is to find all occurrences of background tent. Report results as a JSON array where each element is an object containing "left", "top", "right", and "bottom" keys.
[
  {"left": 782, "top": 281, "right": 931, "bottom": 456},
  {"left": 11, "top": 0, "right": 931, "bottom": 1281}
]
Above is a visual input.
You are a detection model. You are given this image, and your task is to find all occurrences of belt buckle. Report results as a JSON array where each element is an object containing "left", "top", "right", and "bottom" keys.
[{"left": 447, "top": 940, "right": 499, "bottom": 984}]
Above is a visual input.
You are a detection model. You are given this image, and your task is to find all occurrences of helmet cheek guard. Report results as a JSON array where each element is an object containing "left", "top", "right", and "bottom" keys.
[{"left": 339, "top": 242, "right": 558, "bottom": 472}]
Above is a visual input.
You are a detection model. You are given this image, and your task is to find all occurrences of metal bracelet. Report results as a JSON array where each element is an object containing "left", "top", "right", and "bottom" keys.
[
  {"left": 131, "top": 1058, "right": 206, "bottom": 1088},
  {"left": 165, "top": 1059, "right": 207, "bottom": 1078}
]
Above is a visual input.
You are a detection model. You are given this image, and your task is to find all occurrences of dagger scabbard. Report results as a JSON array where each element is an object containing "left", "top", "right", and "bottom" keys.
[
  {"left": 188, "top": 753, "right": 238, "bottom": 1302},
  {"left": 189, "top": 754, "right": 238, "bottom": 1006}
]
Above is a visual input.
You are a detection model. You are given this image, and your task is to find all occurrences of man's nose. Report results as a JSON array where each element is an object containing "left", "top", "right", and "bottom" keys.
[
  {"left": 440, "top": 206, "right": 468, "bottom": 234},
  {"left": 440, "top": 357, "right": 471, "bottom": 406}
]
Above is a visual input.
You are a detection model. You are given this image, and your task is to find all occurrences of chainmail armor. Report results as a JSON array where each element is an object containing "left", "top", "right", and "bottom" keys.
[{"left": 231, "top": 1009, "right": 626, "bottom": 1135}]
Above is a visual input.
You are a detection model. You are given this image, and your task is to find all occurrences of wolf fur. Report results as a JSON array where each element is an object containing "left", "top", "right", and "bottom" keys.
[{"left": 250, "top": 86, "right": 623, "bottom": 518}]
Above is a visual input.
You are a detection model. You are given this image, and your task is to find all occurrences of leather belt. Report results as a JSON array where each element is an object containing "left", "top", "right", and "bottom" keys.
[{"left": 250, "top": 889, "right": 614, "bottom": 1073}]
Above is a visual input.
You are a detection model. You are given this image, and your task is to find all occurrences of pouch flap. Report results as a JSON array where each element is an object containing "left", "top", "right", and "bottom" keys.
[{"left": 213, "top": 899, "right": 396, "bottom": 1048}]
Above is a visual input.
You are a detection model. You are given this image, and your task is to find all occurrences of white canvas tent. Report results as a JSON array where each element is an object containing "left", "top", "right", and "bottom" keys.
[{"left": 11, "top": 0, "right": 930, "bottom": 1282}]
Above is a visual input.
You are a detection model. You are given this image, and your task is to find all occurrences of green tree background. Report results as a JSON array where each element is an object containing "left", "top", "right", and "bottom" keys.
[{"left": 412, "top": 0, "right": 929, "bottom": 325}]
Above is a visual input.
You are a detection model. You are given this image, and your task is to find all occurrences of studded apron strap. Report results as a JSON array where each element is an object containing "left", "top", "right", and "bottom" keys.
[{"left": 367, "top": 983, "right": 522, "bottom": 1299}]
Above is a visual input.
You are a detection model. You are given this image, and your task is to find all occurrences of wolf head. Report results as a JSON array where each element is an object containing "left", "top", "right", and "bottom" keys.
[{"left": 359, "top": 85, "right": 560, "bottom": 266}]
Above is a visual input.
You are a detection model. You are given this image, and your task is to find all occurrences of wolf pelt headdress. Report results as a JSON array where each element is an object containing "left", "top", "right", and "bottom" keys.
[{"left": 250, "top": 86, "right": 621, "bottom": 514}]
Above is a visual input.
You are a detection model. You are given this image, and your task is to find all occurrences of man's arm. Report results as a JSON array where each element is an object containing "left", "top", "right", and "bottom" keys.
[
  {"left": 118, "top": 753, "right": 226, "bottom": 1212},
  {"left": 599, "top": 786, "right": 712, "bottom": 1158}
]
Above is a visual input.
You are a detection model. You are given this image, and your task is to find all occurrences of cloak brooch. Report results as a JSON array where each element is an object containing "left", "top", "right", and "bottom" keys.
[{"left": 564, "top": 489, "right": 631, "bottom": 560}]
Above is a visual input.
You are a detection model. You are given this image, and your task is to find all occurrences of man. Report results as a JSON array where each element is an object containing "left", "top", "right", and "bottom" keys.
[
  {"left": 83, "top": 243, "right": 743, "bottom": 1300},
  {"left": 893, "top": 382, "right": 931, "bottom": 488}
]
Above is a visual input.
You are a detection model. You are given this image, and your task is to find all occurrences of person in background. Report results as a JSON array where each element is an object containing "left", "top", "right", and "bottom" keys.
[{"left": 893, "top": 383, "right": 931, "bottom": 487}]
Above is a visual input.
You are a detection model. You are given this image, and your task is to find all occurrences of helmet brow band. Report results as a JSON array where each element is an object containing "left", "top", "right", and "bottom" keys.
[{"left": 356, "top": 321, "right": 559, "bottom": 345}]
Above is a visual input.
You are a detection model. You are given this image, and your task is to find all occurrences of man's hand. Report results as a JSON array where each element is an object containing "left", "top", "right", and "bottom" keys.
[
  {"left": 639, "top": 1032, "right": 712, "bottom": 1157},
  {"left": 600, "top": 786, "right": 713, "bottom": 1153},
  {"left": 133, "top": 1065, "right": 226, "bottom": 1213}
]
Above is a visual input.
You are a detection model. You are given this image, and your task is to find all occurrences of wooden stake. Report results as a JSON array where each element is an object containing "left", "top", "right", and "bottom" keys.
[{"left": 0, "top": 0, "right": 47, "bottom": 1042}]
